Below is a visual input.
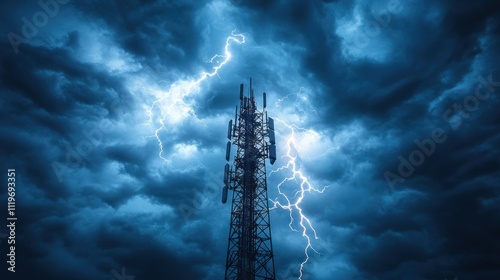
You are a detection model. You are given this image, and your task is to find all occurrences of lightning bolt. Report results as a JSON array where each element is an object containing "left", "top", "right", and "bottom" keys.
[
  {"left": 274, "top": 87, "right": 318, "bottom": 116},
  {"left": 269, "top": 103, "right": 329, "bottom": 279},
  {"left": 145, "top": 31, "right": 245, "bottom": 161}
]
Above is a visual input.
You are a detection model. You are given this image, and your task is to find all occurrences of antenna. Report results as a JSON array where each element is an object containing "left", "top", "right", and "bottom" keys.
[
  {"left": 233, "top": 106, "right": 238, "bottom": 137},
  {"left": 269, "top": 144, "right": 276, "bottom": 165},
  {"left": 222, "top": 163, "right": 230, "bottom": 204},
  {"left": 239, "top": 84, "right": 244, "bottom": 100},
  {"left": 222, "top": 185, "right": 228, "bottom": 204},
  {"left": 263, "top": 92, "right": 267, "bottom": 109},
  {"left": 223, "top": 163, "right": 230, "bottom": 185},
  {"left": 268, "top": 117, "right": 274, "bottom": 131},
  {"left": 269, "top": 129, "right": 275, "bottom": 145},
  {"left": 225, "top": 141, "right": 231, "bottom": 161},
  {"left": 268, "top": 117, "right": 276, "bottom": 164},
  {"left": 227, "top": 120, "right": 232, "bottom": 140}
]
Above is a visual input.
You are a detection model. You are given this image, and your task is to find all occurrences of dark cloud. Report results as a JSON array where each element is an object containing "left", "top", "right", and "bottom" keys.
[{"left": 1, "top": 0, "right": 500, "bottom": 279}]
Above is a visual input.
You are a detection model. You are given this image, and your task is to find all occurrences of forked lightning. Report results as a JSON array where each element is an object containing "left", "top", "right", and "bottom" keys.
[
  {"left": 145, "top": 32, "right": 245, "bottom": 160},
  {"left": 269, "top": 118, "right": 329, "bottom": 280}
]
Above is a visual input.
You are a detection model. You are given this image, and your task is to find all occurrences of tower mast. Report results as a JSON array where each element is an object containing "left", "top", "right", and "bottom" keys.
[{"left": 222, "top": 78, "right": 277, "bottom": 280}]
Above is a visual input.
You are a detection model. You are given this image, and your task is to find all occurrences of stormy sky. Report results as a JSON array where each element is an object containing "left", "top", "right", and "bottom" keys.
[{"left": 1, "top": 0, "right": 500, "bottom": 279}]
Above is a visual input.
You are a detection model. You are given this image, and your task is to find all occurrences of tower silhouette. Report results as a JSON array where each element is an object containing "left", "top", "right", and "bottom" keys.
[{"left": 222, "top": 78, "right": 277, "bottom": 280}]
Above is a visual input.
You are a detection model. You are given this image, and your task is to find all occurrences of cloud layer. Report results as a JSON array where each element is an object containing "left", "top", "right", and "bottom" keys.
[{"left": 1, "top": 0, "right": 499, "bottom": 279}]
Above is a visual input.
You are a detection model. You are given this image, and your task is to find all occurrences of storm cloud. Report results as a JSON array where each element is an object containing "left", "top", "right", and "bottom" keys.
[{"left": 1, "top": 0, "right": 499, "bottom": 279}]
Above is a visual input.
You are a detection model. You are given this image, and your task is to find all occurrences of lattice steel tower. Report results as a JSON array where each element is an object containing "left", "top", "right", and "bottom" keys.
[{"left": 221, "top": 78, "right": 277, "bottom": 280}]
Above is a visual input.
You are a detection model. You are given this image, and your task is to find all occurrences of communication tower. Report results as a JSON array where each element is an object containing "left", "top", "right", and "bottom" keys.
[{"left": 222, "top": 78, "right": 277, "bottom": 280}]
